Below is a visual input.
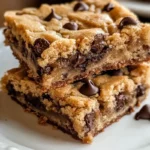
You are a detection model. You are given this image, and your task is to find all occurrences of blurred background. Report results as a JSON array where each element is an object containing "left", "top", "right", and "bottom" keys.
[{"left": 0, "top": 0, "right": 149, "bottom": 26}]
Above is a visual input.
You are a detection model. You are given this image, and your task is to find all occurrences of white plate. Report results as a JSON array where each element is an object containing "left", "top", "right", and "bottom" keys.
[
  {"left": 119, "top": 1, "right": 150, "bottom": 17},
  {"left": 1, "top": 28, "right": 150, "bottom": 150}
]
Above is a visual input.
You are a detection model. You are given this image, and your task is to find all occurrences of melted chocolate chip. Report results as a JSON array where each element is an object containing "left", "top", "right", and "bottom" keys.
[
  {"left": 61, "top": 73, "right": 68, "bottom": 80},
  {"left": 85, "top": 111, "right": 95, "bottom": 132},
  {"left": 118, "top": 17, "right": 137, "bottom": 30},
  {"left": 37, "top": 67, "right": 44, "bottom": 76},
  {"left": 106, "top": 69, "right": 123, "bottom": 76},
  {"left": 74, "top": 2, "right": 89, "bottom": 11},
  {"left": 6, "top": 83, "right": 16, "bottom": 96},
  {"left": 33, "top": 38, "right": 50, "bottom": 57},
  {"left": 63, "top": 22, "right": 78, "bottom": 30},
  {"left": 37, "top": 65, "right": 53, "bottom": 76},
  {"left": 91, "top": 34, "right": 109, "bottom": 54},
  {"left": 79, "top": 79, "right": 99, "bottom": 96},
  {"left": 135, "top": 105, "right": 150, "bottom": 120},
  {"left": 136, "top": 85, "right": 145, "bottom": 97},
  {"left": 71, "top": 52, "right": 86, "bottom": 68},
  {"left": 143, "top": 45, "right": 150, "bottom": 50},
  {"left": 25, "top": 94, "right": 45, "bottom": 110},
  {"left": 102, "top": 3, "right": 114, "bottom": 12},
  {"left": 127, "top": 65, "right": 137, "bottom": 72},
  {"left": 42, "top": 93, "right": 51, "bottom": 100},
  {"left": 115, "top": 93, "right": 128, "bottom": 111},
  {"left": 44, "top": 9, "right": 62, "bottom": 21},
  {"left": 45, "top": 66, "right": 52, "bottom": 74}
]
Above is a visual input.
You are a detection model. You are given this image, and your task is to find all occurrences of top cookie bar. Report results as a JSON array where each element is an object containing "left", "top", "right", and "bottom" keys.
[{"left": 4, "top": 0, "right": 150, "bottom": 88}]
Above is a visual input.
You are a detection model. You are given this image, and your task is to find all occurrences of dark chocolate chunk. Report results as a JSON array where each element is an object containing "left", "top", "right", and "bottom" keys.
[
  {"left": 33, "top": 38, "right": 50, "bottom": 57},
  {"left": 79, "top": 79, "right": 99, "bottom": 96},
  {"left": 136, "top": 85, "right": 145, "bottom": 97},
  {"left": 91, "top": 34, "right": 109, "bottom": 54},
  {"left": 63, "top": 22, "right": 78, "bottom": 30},
  {"left": 106, "top": 69, "right": 123, "bottom": 76},
  {"left": 6, "top": 83, "right": 16, "bottom": 96},
  {"left": 85, "top": 111, "right": 95, "bottom": 132},
  {"left": 127, "top": 65, "right": 137, "bottom": 72},
  {"left": 115, "top": 93, "right": 128, "bottom": 111},
  {"left": 58, "top": 58, "right": 69, "bottom": 68},
  {"left": 71, "top": 52, "right": 86, "bottom": 68},
  {"left": 37, "top": 65, "right": 53, "bottom": 76},
  {"left": 37, "top": 67, "right": 44, "bottom": 76},
  {"left": 61, "top": 73, "right": 68, "bottom": 80},
  {"left": 102, "top": 3, "right": 114, "bottom": 12},
  {"left": 74, "top": 2, "right": 89, "bottom": 11},
  {"left": 44, "top": 9, "right": 62, "bottom": 21},
  {"left": 118, "top": 17, "right": 137, "bottom": 30},
  {"left": 44, "top": 65, "right": 52, "bottom": 74},
  {"left": 25, "top": 94, "right": 45, "bottom": 110},
  {"left": 135, "top": 105, "right": 150, "bottom": 120},
  {"left": 42, "top": 93, "right": 51, "bottom": 100},
  {"left": 143, "top": 45, "right": 150, "bottom": 50},
  {"left": 78, "top": 63, "right": 87, "bottom": 72}
]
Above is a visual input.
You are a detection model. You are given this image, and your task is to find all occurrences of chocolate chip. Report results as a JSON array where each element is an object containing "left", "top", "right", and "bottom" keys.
[
  {"left": 37, "top": 68, "right": 44, "bottom": 76},
  {"left": 102, "top": 3, "right": 114, "bottom": 12},
  {"left": 33, "top": 38, "right": 50, "bottom": 57},
  {"left": 79, "top": 79, "right": 99, "bottom": 96},
  {"left": 58, "top": 58, "right": 69, "bottom": 67},
  {"left": 44, "top": 9, "right": 62, "bottom": 21},
  {"left": 37, "top": 65, "right": 52, "bottom": 76},
  {"left": 127, "top": 65, "right": 137, "bottom": 72},
  {"left": 135, "top": 105, "right": 150, "bottom": 120},
  {"left": 136, "top": 85, "right": 145, "bottom": 97},
  {"left": 143, "top": 45, "right": 150, "bottom": 51},
  {"left": 115, "top": 93, "right": 128, "bottom": 111},
  {"left": 85, "top": 111, "right": 95, "bottom": 132},
  {"left": 71, "top": 52, "right": 86, "bottom": 68},
  {"left": 74, "top": 2, "right": 89, "bottom": 11},
  {"left": 118, "top": 17, "right": 137, "bottom": 30},
  {"left": 44, "top": 66, "right": 52, "bottom": 74},
  {"left": 79, "top": 63, "right": 87, "bottom": 72},
  {"left": 42, "top": 93, "right": 51, "bottom": 100},
  {"left": 91, "top": 34, "right": 109, "bottom": 54},
  {"left": 63, "top": 22, "right": 78, "bottom": 30},
  {"left": 25, "top": 94, "right": 45, "bottom": 110},
  {"left": 106, "top": 69, "right": 123, "bottom": 76},
  {"left": 6, "top": 83, "right": 16, "bottom": 96},
  {"left": 61, "top": 73, "right": 68, "bottom": 80}
]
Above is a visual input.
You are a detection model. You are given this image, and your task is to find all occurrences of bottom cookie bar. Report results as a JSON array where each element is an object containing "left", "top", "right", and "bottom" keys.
[{"left": 1, "top": 63, "right": 150, "bottom": 143}]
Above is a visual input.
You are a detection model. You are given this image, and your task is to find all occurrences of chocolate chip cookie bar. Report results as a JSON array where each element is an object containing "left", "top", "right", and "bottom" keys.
[
  {"left": 1, "top": 63, "right": 150, "bottom": 143},
  {"left": 4, "top": 0, "right": 150, "bottom": 88}
]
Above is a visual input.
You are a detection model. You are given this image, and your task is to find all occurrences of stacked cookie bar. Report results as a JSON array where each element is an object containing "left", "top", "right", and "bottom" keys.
[{"left": 1, "top": 0, "right": 150, "bottom": 143}]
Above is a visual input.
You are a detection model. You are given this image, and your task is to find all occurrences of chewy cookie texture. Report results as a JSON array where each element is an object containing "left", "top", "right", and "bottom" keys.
[
  {"left": 4, "top": 0, "right": 150, "bottom": 88},
  {"left": 1, "top": 63, "right": 150, "bottom": 143}
]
